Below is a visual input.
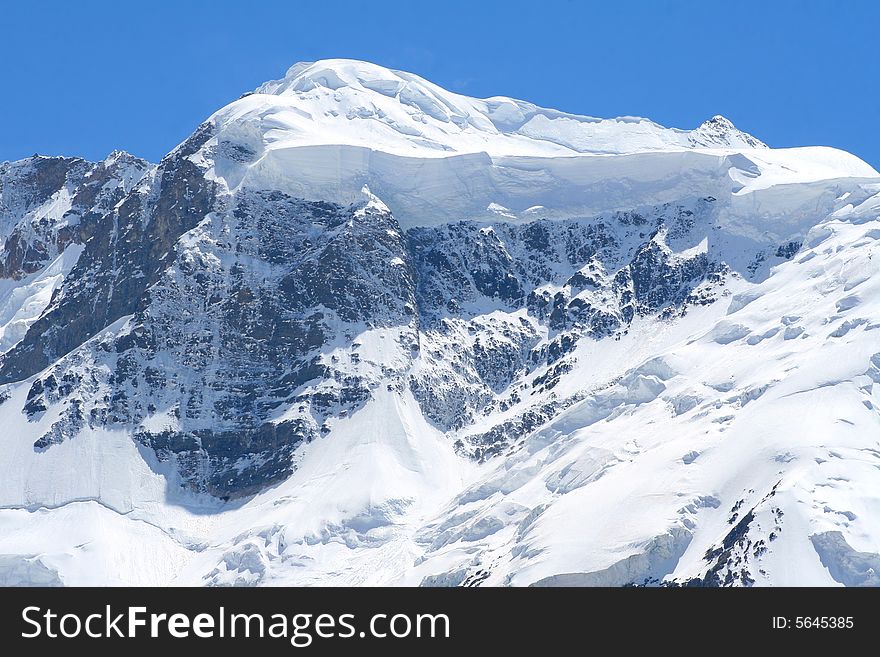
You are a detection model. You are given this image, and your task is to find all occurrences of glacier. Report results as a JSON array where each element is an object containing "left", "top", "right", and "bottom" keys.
[{"left": 0, "top": 59, "right": 879, "bottom": 586}]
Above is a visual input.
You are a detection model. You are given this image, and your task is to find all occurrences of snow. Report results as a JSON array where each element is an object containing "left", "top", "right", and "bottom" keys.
[
  {"left": 0, "top": 244, "right": 84, "bottom": 354},
  {"left": 8, "top": 208, "right": 878, "bottom": 586},
  {"left": 1, "top": 59, "right": 880, "bottom": 587},
  {"left": 175, "top": 387, "right": 476, "bottom": 586},
  {"left": 197, "top": 60, "right": 877, "bottom": 228},
  {"left": 0, "top": 502, "right": 193, "bottom": 586},
  {"left": 249, "top": 60, "right": 766, "bottom": 158},
  {"left": 407, "top": 204, "right": 880, "bottom": 587}
]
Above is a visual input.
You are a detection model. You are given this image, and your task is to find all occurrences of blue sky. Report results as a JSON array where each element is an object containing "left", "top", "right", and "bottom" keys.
[{"left": 2, "top": 0, "right": 878, "bottom": 167}]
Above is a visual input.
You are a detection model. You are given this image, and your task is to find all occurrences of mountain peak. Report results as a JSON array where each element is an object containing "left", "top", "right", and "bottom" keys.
[
  {"left": 707, "top": 114, "right": 735, "bottom": 127},
  {"left": 691, "top": 114, "right": 767, "bottom": 149},
  {"left": 2, "top": 54, "right": 880, "bottom": 590}
]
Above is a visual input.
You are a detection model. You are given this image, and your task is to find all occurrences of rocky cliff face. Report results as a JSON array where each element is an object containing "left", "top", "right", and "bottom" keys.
[
  {"left": 0, "top": 152, "right": 150, "bottom": 281},
  {"left": 4, "top": 157, "right": 421, "bottom": 497},
  {"left": 0, "top": 129, "right": 212, "bottom": 384},
  {"left": 2, "top": 160, "right": 753, "bottom": 497},
  {"left": 406, "top": 200, "right": 728, "bottom": 453}
]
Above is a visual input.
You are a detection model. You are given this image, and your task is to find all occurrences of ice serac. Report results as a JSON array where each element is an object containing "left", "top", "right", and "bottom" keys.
[{"left": 0, "top": 58, "right": 879, "bottom": 587}]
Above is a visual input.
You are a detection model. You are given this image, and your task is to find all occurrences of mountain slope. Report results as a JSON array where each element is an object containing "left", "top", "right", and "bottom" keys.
[{"left": 0, "top": 59, "right": 878, "bottom": 586}]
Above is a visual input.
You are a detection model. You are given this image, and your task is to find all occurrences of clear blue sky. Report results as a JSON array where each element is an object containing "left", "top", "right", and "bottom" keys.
[{"left": 2, "top": 0, "right": 878, "bottom": 168}]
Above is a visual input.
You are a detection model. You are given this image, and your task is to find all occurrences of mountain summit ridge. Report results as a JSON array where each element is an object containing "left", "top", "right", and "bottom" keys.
[
  {"left": 186, "top": 58, "right": 876, "bottom": 228},
  {"left": 242, "top": 58, "right": 770, "bottom": 157}
]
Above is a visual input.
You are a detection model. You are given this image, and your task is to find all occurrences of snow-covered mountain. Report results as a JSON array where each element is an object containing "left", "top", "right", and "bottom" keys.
[{"left": 1, "top": 59, "right": 879, "bottom": 586}]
